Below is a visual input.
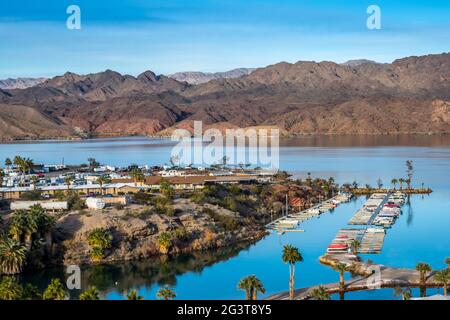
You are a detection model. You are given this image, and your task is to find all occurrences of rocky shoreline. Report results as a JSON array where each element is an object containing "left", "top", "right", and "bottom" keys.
[{"left": 48, "top": 200, "right": 268, "bottom": 267}]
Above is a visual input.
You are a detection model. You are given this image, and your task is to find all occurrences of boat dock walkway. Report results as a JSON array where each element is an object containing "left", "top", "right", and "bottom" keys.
[
  {"left": 348, "top": 193, "right": 388, "bottom": 225},
  {"left": 265, "top": 194, "right": 350, "bottom": 231},
  {"left": 359, "top": 228, "right": 386, "bottom": 254},
  {"left": 327, "top": 228, "right": 386, "bottom": 254}
]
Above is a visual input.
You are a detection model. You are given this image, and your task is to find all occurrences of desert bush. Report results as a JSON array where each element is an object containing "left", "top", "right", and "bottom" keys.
[
  {"left": 202, "top": 208, "right": 239, "bottom": 231},
  {"left": 87, "top": 228, "right": 113, "bottom": 261},
  {"left": 66, "top": 192, "right": 86, "bottom": 210}
]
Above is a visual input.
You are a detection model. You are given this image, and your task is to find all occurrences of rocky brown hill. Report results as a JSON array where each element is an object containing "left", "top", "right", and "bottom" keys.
[
  {"left": 1, "top": 52, "right": 450, "bottom": 140},
  {"left": 0, "top": 104, "right": 74, "bottom": 140}
]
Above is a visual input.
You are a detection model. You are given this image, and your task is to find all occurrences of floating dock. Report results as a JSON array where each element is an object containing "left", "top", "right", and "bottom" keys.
[
  {"left": 327, "top": 227, "right": 386, "bottom": 254},
  {"left": 359, "top": 228, "right": 386, "bottom": 254},
  {"left": 372, "top": 193, "right": 406, "bottom": 228},
  {"left": 348, "top": 193, "right": 388, "bottom": 225},
  {"left": 266, "top": 194, "right": 351, "bottom": 231}
]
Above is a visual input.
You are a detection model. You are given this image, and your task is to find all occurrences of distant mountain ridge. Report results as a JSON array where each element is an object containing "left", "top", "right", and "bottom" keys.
[
  {"left": 1, "top": 53, "right": 450, "bottom": 140},
  {"left": 341, "top": 59, "right": 380, "bottom": 67},
  {"left": 0, "top": 77, "right": 47, "bottom": 89},
  {"left": 168, "top": 68, "right": 256, "bottom": 85}
]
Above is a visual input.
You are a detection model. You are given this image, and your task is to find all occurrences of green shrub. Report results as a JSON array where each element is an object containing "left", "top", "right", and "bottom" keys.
[
  {"left": 87, "top": 228, "right": 113, "bottom": 261},
  {"left": 223, "top": 196, "right": 238, "bottom": 212},
  {"left": 66, "top": 192, "right": 86, "bottom": 210},
  {"left": 157, "top": 232, "right": 173, "bottom": 254},
  {"left": 132, "top": 191, "right": 154, "bottom": 204},
  {"left": 173, "top": 227, "right": 189, "bottom": 241},
  {"left": 202, "top": 208, "right": 239, "bottom": 231},
  {"left": 43, "top": 279, "right": 67, "bottom": 300},
  {"left": 191, "top": 191, "right": 205, "bottom": 204}
]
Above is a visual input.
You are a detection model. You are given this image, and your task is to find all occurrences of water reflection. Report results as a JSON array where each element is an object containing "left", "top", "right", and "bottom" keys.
[
  {"left": 20, "top": 242, "right": 254, "bottom": 299},
  {"left": 281, "top": 135, "right": 450, "bottom": 147}
]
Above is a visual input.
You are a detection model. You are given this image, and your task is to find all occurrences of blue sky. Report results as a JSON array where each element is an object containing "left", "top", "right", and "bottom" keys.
[{"left": 1, "top": 0, "right": 450, "bottom": 78}]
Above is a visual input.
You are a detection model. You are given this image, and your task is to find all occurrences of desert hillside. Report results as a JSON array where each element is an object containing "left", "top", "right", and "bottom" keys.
[{"left": 1, "top": 53, "right": 450, "bottom": 140}]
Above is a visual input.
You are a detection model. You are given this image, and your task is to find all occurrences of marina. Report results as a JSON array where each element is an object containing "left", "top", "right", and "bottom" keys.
[
  {"left": 266, "top": 193, "right": 351, "bottom": 232},
  {"left": 327, "top": 192, "right": 407, "bottom": 255}
]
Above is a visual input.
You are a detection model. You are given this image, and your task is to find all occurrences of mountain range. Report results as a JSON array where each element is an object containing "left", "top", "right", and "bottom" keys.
[
  {"left": 168, "top": 68, "right": 256, "bottom": 85},
  {"left": 1, "top": 53, "right": 450, "bottom": 140},
  {"left": 0, "top": 77, "right": 47, "bottom": 90}
]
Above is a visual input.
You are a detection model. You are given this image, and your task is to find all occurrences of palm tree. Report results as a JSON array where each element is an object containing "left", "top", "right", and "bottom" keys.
[
  {"left": 416, "top": 262, "right": 432, "bottom": 286},
  {"left": 350, "top": 240, "right": 361, "bottom": 255},
  {"left": 282, "top": 244, "right": 303, "bottom": 300},
  {"left": 332, "top": 263, "right": 348, "bottom": 293},
  {"left": 30, "top": 175, "right": 39, "bottom": 190},
  {"left": 79, "top": 286, "right": 100, "bottom": 300},
  {"left": 250, "top": 276, "right": 265, "bottom": 300},
  {"left": 405, "top": 178, "right": 412, "bottom": 190},
  {"left": 43, "top": 279, "right": 67, "bottom": 300},
  {"left": 416, "top": 262, "right": 432, "bottom": 297},
  {"left": 130, "top": 168, "right": 145, "bottom": 186},
  {"left": 237, "top": 276, "right": 252, "bottom": 300},
  {"left": 237, "top": 275, "right": 265, "bottom": 300},
  {"left": 0, "top": 276, "right": 23, "bottom": 300},
  {"left": 13, "top": 156, "right": 23, "bottom": 173},
  {"left": 31, "top": 204, "right": 55, "bottom": 239},
  {"left": 126, "top": 290, "right": 144, "bottom": 300},
  {"left": 445, "top": 257, "right": 450, "bottom": 269},
  {"left": 391, "top": 178, "right": 398, "bottom": 190},
  {"left": 434, "top": 269, "right": 450, "bottom": 296},
  {"left": 9, "top": 209, "right": 38, "bottom": 250},
  {"left": 64, "top": 175, "right": 73, "bottom": 189},
  {"left": 156, "top": 287, "right": 176, "bottom": 300},
  {"left": 13, "top": 156, "right": 34, "bottom": 174},
  {"left": 4, "top": 158, "right": 12, "bottom": 169},
  {"left": 88, "top": 157, "right": 99, "bottom": 169},
  {"left": 394, "top": 286, "right": 412, "bottom": 300},
  {"left": 399, "top": 178, "right": 405, "bottom": 190},
  {"left": 310, "top": 286, "right": 330, "bottom": 300},
  {"left": 97, "top": 175, "right": 112, "bottom": 195},
  {"left": 0, "top": 237, "right": 27, "bottom": 275},
  {"left": 87, "top": 228, "right": 113, "bottom": 261}
]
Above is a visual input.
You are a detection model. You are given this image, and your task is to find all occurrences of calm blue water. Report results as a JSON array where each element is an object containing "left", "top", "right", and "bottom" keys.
[{"left": 2, "top": 136, "right": 450, "bottom": 300}]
